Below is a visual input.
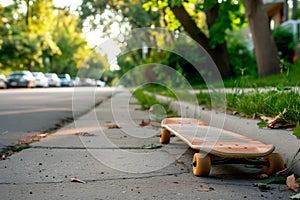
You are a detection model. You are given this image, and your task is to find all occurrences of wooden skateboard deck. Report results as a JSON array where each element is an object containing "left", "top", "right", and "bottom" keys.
[{"left": 160, "top": 118, "right": 284, "bottom": 176}]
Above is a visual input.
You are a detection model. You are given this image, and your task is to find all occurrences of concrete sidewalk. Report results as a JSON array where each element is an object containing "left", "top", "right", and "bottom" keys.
[{"left": 0, "top": 91, "right": 296, "bottom": 200}]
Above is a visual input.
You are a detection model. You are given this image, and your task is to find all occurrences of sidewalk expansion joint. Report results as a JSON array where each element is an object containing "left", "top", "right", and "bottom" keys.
[
  {"left": 0, "top": 172, "right": 190, "bottom": 186},
  {"left": 31, "top": 146, "right": 153, "bottom": 150}
]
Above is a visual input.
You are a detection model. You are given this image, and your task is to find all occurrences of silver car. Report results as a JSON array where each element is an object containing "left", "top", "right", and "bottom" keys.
[
  {"left": 45, "top": 73, "right": 61, "bottom": 87},
  {"left": 32, "top": 72, "right": 49, "bottom": 87}
]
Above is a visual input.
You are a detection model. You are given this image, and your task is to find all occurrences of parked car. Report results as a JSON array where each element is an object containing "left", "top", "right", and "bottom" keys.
[
  {"left": 32, "top": 72, "right": 48, "bottom": 87},
  {"left": 71, "top": 77, "right": 80, "bottom": 87},
  {"left": 7, "top": 71, "right": 35, "bottom": 88},
  {"left": 58, "top": 74, "right": 73, "bottom": 87},
  {"left": 96, "top": 80, "right": 105, "bottom": 87},
  {"left": 79, "top": 78, "right": 97, "bottom": 86},
  {"left": 45, "top": 73, "right": 61, "bottom": 87},
  {"left": 0, "top": 73, "right": 7, "bottom": 89}
]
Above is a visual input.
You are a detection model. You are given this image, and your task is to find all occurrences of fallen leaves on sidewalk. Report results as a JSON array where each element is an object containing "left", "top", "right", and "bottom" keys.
[
  {"left": 70, "top": 177, "right": 86, "bottom": 184},
  {"left": 75, "top": 132, "right": 95, "bottom": 136},
  {"left": 257, "top": 173, "right": 269, "bottom": 180},
  {"left": 139, "top": 120, "right": 161, "bottom": 128},
  {"left": 106, "top": 124, "right": 121, "bottom": 129},
  {"left": 140, "top": 120, "right": 150, "bottom": 127},
  {"left": 254, "top": 183, "right": 273, "bottom": 191},
  {"left": 280, "top": 174, "right": 299, "bottom": 192},
  {"left": 286, "top": 174, "right": 299, "bottom": 192},
  {"left": 176, "top": 159, "right": 184, "bottom": 164}
]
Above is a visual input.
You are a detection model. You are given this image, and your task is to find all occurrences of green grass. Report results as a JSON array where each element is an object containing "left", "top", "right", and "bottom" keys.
[
  {"left": 226, "top": 89, "right": 300, "bottom": 121},
  {"left": 133, "top": 83, "right": 300, "bottom": 124},
  {"left": 132, "top": 66, "right": 300, "bottom": 139},
  {"left": 193, "top": 61, "right": 300, "bottom": 89},
  {"left": 132, "top": 85, "right": 177, "bottom": 121}
]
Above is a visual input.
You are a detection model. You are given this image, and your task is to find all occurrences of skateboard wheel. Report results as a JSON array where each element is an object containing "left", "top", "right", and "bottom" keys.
[
  {"left": 160, "top": 129, "right": 170, "bottom": 144},
  {"left": 192, "top": 153, "right": 211, "bottom": 176},
  {"left": 263, "top": 153, "right": 285, "bottom": 175}
]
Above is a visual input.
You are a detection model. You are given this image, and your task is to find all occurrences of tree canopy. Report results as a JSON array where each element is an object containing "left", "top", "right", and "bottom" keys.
[
  {"left": 79, "top": 0, "right": 281, "bottom": 80},
  {"left": 0, "top": 0, "right": 105, "bottom": 78}
]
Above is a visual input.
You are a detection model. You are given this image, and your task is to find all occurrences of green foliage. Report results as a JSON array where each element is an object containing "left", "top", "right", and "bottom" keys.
[
  {"left": 294, "top": 122, "right": 300, "bottom": 139},
  {"left": 132, "top": 87, "right": 160, "bottom": 110},
  {"left": 208, "top": 1, "right": 244, "bottom": 47},
  {"left": 222, "top": 61, "right": 300, "bottom": 88},
  {"left": 132, "top": 85, "right": 177, "bottom": 120},
  {"left": 229, "top": 90, "right": 300, "bottom": 121},
  {"left": 260, "top": 176, "right": 286, "bottom": 184},
  {"left": 273, "top": 27, "right": 296, "bottom": 62},
  {"left": 51, "top": 10, "right": 91, "bottom": 76},
  {"left": 228, "top": 45, "right": 257, "bottom": 77},
  {"left": 0, "top": 0, "right": 93, "bottom": 76},
  {"left": 195, "top": 89, "right": 300, "bottom": 125}
]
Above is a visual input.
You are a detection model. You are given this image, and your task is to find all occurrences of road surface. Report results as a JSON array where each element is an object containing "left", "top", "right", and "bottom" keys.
[{"left": 0, "top": 87, "right": 115, "bottom": 150}]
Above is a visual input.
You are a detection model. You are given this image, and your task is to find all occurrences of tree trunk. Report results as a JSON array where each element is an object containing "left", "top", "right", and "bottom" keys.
[
  {"left": 244, "top": 0, "right": 280, "bottom": 78},
  {"left": 171, "top": 5, "right": 232, "bottom": 79}
]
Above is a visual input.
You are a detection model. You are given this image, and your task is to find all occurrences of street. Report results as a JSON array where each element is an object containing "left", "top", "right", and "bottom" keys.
[{"left": 0, "top": 87, "right": 114, "bottom": 150}]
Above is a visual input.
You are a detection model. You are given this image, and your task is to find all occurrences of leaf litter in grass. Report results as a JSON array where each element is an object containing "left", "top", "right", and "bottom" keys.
[{"left": 260, "top": 108, "right": 296, "bottom": 129}]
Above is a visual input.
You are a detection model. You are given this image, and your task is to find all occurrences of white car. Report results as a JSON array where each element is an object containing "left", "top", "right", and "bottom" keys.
[
  {"left": 45, "top": 73, "right": 61, "bottom": 87},
  {"left": 32, "top": 72, "right": 48, "bottom": 87},
  {"left": 0, "top": 73, "right": 7, "bottom": 89}
]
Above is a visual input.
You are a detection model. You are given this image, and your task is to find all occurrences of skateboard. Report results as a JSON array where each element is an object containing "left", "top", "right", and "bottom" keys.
[{"left": 160, "top": 118, "right": 285, "bottom": 176}]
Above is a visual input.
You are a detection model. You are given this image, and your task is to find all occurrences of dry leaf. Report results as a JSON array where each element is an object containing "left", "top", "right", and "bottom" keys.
[
  {"left": 198, "top": 187, "right": 214, "bottom": 192},
  {"left": 254, "top": 183, "right": 273, "bottom": 191},
  {"left": 75, "top": 132, "right": 95, "bottom": 136},
  {"left": 287, "top": 174, "right": 299, "bottom": 192},
  {"left": 260, "top": 109, "right": 296, "bottom": 129},
  {"left": 176, "top": 159, "right": 184, "bottom": 164},
  {"left": 257, "top": 174, "right": 269, "bottom": 180},
  {"left": 37, "top": 133, "right": 48, "bottom": 138},
  {"left": 140, "top": 120, "right": 150, "bottom": 127},
  {"left": 260, "top": 116, "right": 273, "bottom": 122},
  {"left": 70, "top": 178, "right": 86, "bottom": 184},
  {"left": 107, "top": 124, "right": 120, "bottom": 129}
]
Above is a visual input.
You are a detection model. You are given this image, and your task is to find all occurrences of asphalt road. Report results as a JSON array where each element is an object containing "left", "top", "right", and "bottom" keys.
[{"left": 0, "top": 87, "right": 115, "bottom": 150}]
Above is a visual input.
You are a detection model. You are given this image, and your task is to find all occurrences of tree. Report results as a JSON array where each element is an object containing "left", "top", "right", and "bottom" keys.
[
  {"left": 0, "top": 3, "right": 44, "bottom": 71},
  {"left": 167, "top": 1, "right": 234, "bottom": 78},
  {"left": 79, "top": 0, "right": 248, "bottom": 79},
  {"left": 244, "top": 0, "right": 280, "bottom": 77},
  {"left": 51, "top": 9, "right": 91, "bottom": 76},
  {"left": 0, "top": 0, "right": 91, "bottom": 76}
]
